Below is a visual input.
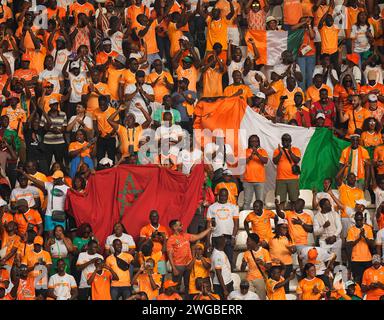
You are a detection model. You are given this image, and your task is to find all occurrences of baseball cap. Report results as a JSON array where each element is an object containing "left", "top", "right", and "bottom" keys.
[
  {"left": 7, "top": 92, "right": 19, "bottom": 101},
  {"left": 346, "top": 53, "right": 359, "bottom": 65},
  {"left": 114, "top": 54, "right": 126, "bottom": 65},
  {"left": 255, "top": 92, "right": 266, "bottom": 99},
  {"left": 56, "top": 36, "right": 65, "bottom": 43},
  {"left": 163, "top": 280, "right": 178, "bottom": 289},
  {"left": 99, "top": 157, "right": 113, "bottom": 166},
  {"left": 372, "top": 254, "right": 381, "bottom": 263},
  {"left": 70, "top": 60, "right": 80, "bottom": 69},
  {"left": 266, "top": 16, "right": 277, "bottom": 24},
  {"left": 368, "top": 94, "right": 378, "bottom": 102},
  {"left": 102, "top": 38, "right": 112, "bottom": 45},
  {"left": 179, "top": 35, "right": 189, "bottom": 42},
  {"left": 52, "top": 170, "right": 64, "bottom": 179},
  {"left": 307, "top": 248, "right": 318, "bottom": 263},
  {"left": 345, "top": 280, "right": 355, "bottom": 288},
  {"left": 195, "top": 242, "right": 205, "bottom": 250},
  {"left": 49, "top": 98, "right": 59, "bottom": 105},
  {"left": 277, "top": 218, "right": 288, "bottom": 225},
  {"left": 21, "top": 52, "right": 31, "bottom": 62},
  {"left": 350, "top": 133, "right": 360, "bottom": 138},
  {"left": 182, "top": 56, "right": 193, "bottom": 63},
  {"left": 43, "top": 80, "right": 53, "bottom": 88},
  {"left": 316, "top": 113, "right": 326, "bottom": 119},
  {"left": 33, "top": 236, "right": 44, "bottom": 245},
  {"left": 223, "top": 169, "right": 232, "bottom": 175},
  {"left": 355, "top": 199, "right": 368, "bottom": 207}
]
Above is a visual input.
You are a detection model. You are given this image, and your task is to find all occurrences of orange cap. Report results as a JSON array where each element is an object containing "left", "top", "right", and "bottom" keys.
[
  {"left": 42, "top": 80, "right": 53, "bottom": 88},
  {"left": 346, "top": 53, "right": 359, "bottom": 65},
  {"left": 307, "top": 248, "right": 318, "bottom": 263},
  {"left": 163, "top": 280, "right": 178, "bottom": 289},
  {"left": 33, "top": 236, "right": 44, "bottom": 245},
  {"left": 21, "top": 52, "right": 31, "bottom": 62}
]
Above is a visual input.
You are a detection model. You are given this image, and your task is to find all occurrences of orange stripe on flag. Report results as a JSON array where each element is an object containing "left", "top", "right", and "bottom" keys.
[
  {"left": 246, "top": 30, "right": 267, "bottom": 65},
  {"left": 193, "top": 97, "right": 247, "bottom": 157}
]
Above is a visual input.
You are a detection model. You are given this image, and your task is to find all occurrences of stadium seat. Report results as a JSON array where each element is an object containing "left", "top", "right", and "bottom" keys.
[
  {"left": 238, "top": 190, "right": 244, "bottom": 208},
  {"left": 364, "top": 190, "right": 372, "bottom": 205},
  {"left": 239, "top": 210, "right": 252, "bottom": 229},
  {"left": 286, "top": 293, "right": 297, "bottom": 300},
  {"left": 299, "top": 189, "right": 313, "bottom": 209},
  {"left": 235, "top": 230, "right": 248, "bottom": 250},
  {"left": 231, "top": 273, "right": 241, "bottom": 291},
  {"left": 265, "top": 190, "right": 275, "bottom": 208}
]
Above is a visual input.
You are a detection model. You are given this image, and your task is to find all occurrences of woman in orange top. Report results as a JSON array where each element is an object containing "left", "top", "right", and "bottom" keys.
[
  {"left": 268, "top": 221, "right": 297, "bottom": 292},
  {"left": 333, "top": 73, "right": 361, "bottom": 112},
  {"left": 187, "top": 243, "right": 211, "bottom": 297},
  {"left": 265, "top": 263, "right": 296, "bottom": 300},
  {"left": 68, "top": 129, "right": 95, "bottom": 178},
  {"left": 224, "top": 70, "right": 253, "bottom": 105},
  {"left": 360, "top": 117, "right": 383, "bottom": 147},
  {"left": 296, "top": 263, "right": 327, "bottom": 300}
]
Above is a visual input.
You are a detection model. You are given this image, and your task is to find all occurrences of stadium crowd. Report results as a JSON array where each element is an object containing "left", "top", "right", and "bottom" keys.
[{"left": 0, "top": 0, "right": 384, "bottom": 301}]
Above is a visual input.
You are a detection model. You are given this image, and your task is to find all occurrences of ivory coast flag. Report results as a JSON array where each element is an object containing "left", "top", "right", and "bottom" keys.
[
  {"left": 194, "top": 97, "right": 371, "bottom": 192},
  {"left": 245, "top": 30, "right": 305, "bottom": 66}
]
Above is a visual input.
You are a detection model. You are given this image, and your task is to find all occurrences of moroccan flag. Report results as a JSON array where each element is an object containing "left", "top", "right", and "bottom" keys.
[
  {"left": 245, "top": 30, "right": 305, "bottom": 65},
  {"left": 194, "top": 97, "right": 373, "bottom": 193},
  {"left": 65, "top": 164, "right": 205, "bottom": 246}
]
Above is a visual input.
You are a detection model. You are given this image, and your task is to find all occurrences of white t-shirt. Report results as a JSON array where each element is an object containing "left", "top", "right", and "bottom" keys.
[
  {"left": 10, "top": 185, "right": 40, "bottom": 208},
  {"left": 106, "top": 30, "right": 124, "bottom": 55},
  {"left": 76, "top": 252, "right": 103, "bottom": 288},
  {"left": 298, "top": 246, "right": 335, "bottom": 275},
  {"left": 0, "top": 51, "right": 15, "bottom": 75},
  {"left": 68, "top": 115, "right": 94, "bottom": 132},
  {"left": 69, "top": 72, "right": 88, "bottom": 103},
  {"left": 228, "top": 59, "right": 245, "bottom": 85},
  {"left": 313, "top": 65, "right": 339, "bottom": 90},
  {"left": 177, "top": 149, "right": 203, "bottom": 174},
  {"left": 48, "top": 273, "right": 77, "bottom": 300},
  {"left": 375, "top": 228, "right": 384, "bottom": 259},
  {"left": 39, "top": 69, "right": 63, "bottom": 94},
  {"left": 204, "top": 143, "right": 234, "bottom": 172},
  {"left": 207, "top": 202, "right": 239, "bottom": 237},
  {"left": 124, "top": 84, "right": 154, "bottom": 125},
  {"left": 244, "top": 70, "right": 266, "bottom": 94},
  {"left": 374, "top": 187, "right": 384, "bottom": 209},
  {"left": 351, "top": 24, "right": 374, "bottom": 53},
  {"left": 211, "top": 248, "right": 232, "bottom": 285},
  {"left": 155, "top": 124, "right": 183, "bottom": 142},
  {"left": 105, "top": 233, "right": 136, "bottom": 253},
  {"left": 50, "top": 239, "right": 69, "bottom": 259},
  {"left": 228, "top": 290, "right": 260, "bottom": 300},
  {"left": 52, "top": 49, "right": 72, "bottom": 74},
  {"left": 44, "top": 182, "right": 70, "bottom": 217}
]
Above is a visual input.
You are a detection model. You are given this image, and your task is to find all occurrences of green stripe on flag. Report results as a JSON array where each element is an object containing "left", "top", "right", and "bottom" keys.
[
  {"left": 300, "top": 128, "right": 374, "bottom": 191},
  {"left": 287, "top": 29, "right": 305, "bottom": 60}
]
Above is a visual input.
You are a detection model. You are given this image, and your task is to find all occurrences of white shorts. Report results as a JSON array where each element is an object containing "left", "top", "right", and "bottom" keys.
[{"left": 227, "top": 27, "right": 240, "bottom": 46}]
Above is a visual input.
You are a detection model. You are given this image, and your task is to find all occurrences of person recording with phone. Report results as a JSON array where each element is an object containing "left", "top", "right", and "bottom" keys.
[{"left": 273, "top": 133, "right": 301, "bottom": 209}]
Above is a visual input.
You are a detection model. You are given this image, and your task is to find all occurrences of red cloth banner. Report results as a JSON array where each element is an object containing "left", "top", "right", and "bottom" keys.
[{"left": 65, "top": 164, "right": 205, "bottom": 246}]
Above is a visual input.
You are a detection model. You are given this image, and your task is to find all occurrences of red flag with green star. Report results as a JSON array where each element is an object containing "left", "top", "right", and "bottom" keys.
[{"left": 65, "top": 164, "right": 205, "bottom": 246}]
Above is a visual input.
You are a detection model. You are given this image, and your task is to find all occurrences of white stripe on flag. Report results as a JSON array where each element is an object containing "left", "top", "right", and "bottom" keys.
[
  {"left": 240, "top": 107, "right": 315, "bottom": 193},
  {"left": 267, "top": 31, "right": 288, "bottom": 66}
]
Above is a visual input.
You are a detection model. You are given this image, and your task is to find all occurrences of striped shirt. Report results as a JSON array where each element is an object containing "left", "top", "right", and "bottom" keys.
[{"left": 41, "top": 112, "right": 67, "bottom": 144}]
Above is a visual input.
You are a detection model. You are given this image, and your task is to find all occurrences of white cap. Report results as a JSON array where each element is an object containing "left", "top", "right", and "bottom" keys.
[
  {"left": 70, "top": 61, "right": 80, "bottom": 69},
  {"left": 0, "top": 198, "right": 7, "bottom": 207},
  {"left": 345, "top": 280, "right": 355, "bottom": 287},
  {"left": 355, "top": 199, "right": 368, "bottom": 207},
  {"left": 99, "top": 157, "right": 113, "bottom": 166},
  {"left": 266, "top": 16, "right": 277, "bottom": 24},
  {"left": 49, "top": 98, "right": 59, "bottom": 104},
  {"left": 316, "top": 113, "right": 326, "bottom": 119},
  {"left": 277, "top": 218, "right": 288, "bottom": 225},
  {"left": 255, "top": 92, "right": 266, "bottom": 99},
  {"left": 223, "top": 169, "right": 233, "bottom": 175},
  {"left": 180, "top": 35, "right": 189, "bottom": 42},
  {"left": 368, "top": 94, "right": 378, "bottom": 102}
]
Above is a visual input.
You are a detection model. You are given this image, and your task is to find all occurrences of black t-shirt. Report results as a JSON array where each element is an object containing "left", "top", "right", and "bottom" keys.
[{"left": 24, "top": 127, "right": 47, "bottom": 160}]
